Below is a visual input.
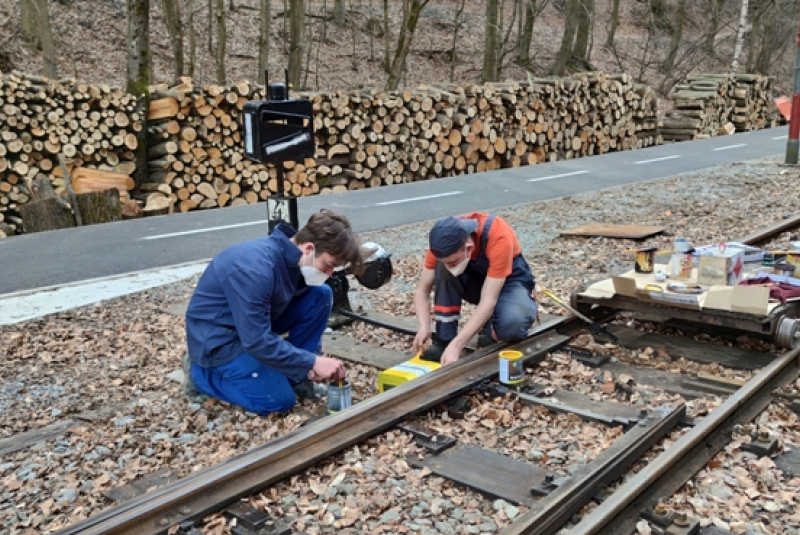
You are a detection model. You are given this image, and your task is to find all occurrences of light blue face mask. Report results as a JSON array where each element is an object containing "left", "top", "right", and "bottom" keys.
[{"left": 301, "top": 246, "right": 328, "bottom": 286}]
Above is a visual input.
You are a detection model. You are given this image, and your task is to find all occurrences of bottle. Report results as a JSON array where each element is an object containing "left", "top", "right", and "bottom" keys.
[
  {"left": 674, "top": 238, "right": 689, "bottom": 253},
  {"left": 672, "top": 238, "right": 692, "bottom": 280}
]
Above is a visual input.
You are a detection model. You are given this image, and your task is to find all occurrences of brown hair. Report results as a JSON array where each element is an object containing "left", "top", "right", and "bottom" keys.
[{"left": 295, "top": 209, "right": 365, "bottom": 274}]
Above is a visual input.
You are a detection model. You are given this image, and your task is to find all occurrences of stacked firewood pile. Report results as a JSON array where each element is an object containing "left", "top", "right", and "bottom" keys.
[
  {"left": 145, "top": 72, "right": 661, "bottom": 204},
  {"left": 310, "top": 72, "right": 661, "bottom": 193},
  {"left": 662, "top": 73, "right": 777, "bottom": 141},
  {"left": 144, "top": 78, "right": 319, "bottom": 214},
  {"left": 0, "top": 69, "right": 779, "bottom": 233},
  {"left": 0, "top": 71, "right": 142, "bottom": 235}
]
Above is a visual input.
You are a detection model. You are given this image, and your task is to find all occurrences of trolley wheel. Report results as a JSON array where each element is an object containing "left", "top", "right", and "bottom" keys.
[{"left": 775, "top": 316, "right": 800, "bottom": 349}]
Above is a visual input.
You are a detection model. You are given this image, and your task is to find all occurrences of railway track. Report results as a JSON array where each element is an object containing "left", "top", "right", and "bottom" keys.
[
  {"left": 8, "top": 214, "right": 798, "bottom": 535},
  {"left": 54, "top": 307, "right": 800, "bottom": 535}
]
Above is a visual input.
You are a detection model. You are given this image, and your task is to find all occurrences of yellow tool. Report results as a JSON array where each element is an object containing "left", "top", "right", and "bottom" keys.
[
  {"left": 377, "top": 351, "right": 441, "bottom": 393},
  {"left": 539, "top": 289, "right": 619, "bottom": 344}
]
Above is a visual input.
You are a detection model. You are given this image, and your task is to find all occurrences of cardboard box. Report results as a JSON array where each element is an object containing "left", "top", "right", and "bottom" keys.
[
  {"left": 697, "top": 246, "right": 744, "bottom": 286},
  {"left": 612, "top": 275, "right": 702, "bottom": 309},
  {"left": 608, "top": 270, "right": 772, "bottom": 315}
]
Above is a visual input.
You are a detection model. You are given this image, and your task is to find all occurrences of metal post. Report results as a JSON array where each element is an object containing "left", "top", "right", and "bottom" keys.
[{"left": 786, "top": 6, "right": 800, "bottom": 164}]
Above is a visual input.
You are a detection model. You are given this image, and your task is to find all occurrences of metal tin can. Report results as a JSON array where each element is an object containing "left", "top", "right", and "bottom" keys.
[
  {"left": 327, "top": 381, "right": 352, "bottom": 414},
  {"left": 498, "top": 350, "right": 524, "bottom": 385},
  {"left": 634, "top": 248, "right": 656, "bottom": 274}
]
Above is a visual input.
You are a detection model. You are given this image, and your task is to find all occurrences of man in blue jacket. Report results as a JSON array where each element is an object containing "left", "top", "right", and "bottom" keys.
[{"left": 184, "top": 209, "right": 364, "bottom": 415}]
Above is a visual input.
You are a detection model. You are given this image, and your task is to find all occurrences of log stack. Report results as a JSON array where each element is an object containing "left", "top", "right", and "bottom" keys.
[
  {"left": 143, "top": 77, "right": 318, "bottom": 214},
  {"left": 0, "top": 69, "right": 779, "bottom": 234},
  {"left": 309, "top": 72, "right": 661, "bottom": 193},
  {"left": 144, "top": 72, "right": 661, "bottom": 200},
  {"left": 0, "top": 70, "right": 141, "bottom": 234},
  {"left": 663, "top": 73, "right": 776, "bottom": 141}
]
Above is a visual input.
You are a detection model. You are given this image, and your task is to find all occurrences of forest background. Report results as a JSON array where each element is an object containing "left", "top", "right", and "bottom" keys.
[{"left": 1, "top": 0, "right": 799, "bottom": 105}]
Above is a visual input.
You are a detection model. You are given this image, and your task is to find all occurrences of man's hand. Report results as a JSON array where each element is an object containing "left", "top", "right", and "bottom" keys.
[
  {"left": 310, "top": 355, "right": 345, "bottom": 382},
  {"left": 440, "top": 342, "right": 463, "bottom": 366},
  {"left": 413, "top": 326, "right": 431, "bottom": 354}
]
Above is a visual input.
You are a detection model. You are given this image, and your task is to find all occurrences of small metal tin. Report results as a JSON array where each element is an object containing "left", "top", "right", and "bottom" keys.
[
  {"left": 498, "top": 350, "right": 524, "bottom": 385},
  {"left": 634, "top": 247, "right": 656, "bottom": 274},
  {"left": 327, "top": 381, "right": 352, "bottom": 414}
]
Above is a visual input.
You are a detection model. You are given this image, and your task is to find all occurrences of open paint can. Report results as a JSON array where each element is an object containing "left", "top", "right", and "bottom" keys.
[
  {"left": 327, "top": 381, "right": 352, "bottom": 414},
  {"left": 498, "top": 350, "right": 524, "bottom": 385},
  {"left": 634, "top": 247, "right": 657, "bottom": 274}
]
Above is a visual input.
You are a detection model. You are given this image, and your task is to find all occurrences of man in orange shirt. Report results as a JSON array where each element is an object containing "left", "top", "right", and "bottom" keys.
[{"left": 413, "top": 213, "right": 538, "bottom": 365}]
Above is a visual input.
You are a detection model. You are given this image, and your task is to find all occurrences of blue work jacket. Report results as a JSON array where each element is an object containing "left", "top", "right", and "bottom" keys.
[{"left": 185, "top": 224, "right": 316, "bottom": 383}]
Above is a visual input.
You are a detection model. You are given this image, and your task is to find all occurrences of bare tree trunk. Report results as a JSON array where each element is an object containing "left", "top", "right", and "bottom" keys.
[
  {"left": 662, "top": 0, "right": 686, "bottom": 72},
  {"left": 127, "top": 0, "right": 151, "bottom": 95},
  {"left": 550, "top": 0, "right": 577, "bottom": 75},
  {"left": 303, "top": 13, "right": 314, "bottom": 88},
  {"left": 163, "top": 0, "right": 184, "bottom": 80},
  {"left": 258, "top": 0, "right": 270, "bottom": 83},
  {"left": 126, "top": 0, "right": 150, "bottom": 188},
  {"left": 516, "top": 0, "right": 536, "bottom": 67},
  {"left": 385, "top": 0, "right": 429, "bottom": 90},
  {"left": 482, "top": 0, "right": 499, "bottom": 82},
  {"left": 334, "top": 0, "right": 346, "bottom": 25},
  {"left": 730, "top": 0, "right": 749, "bottom": 73},
  {"left": 188, "top": 0, "right": 197, "bottom": 77},
  {"left": 208, "top": 0, "right": 215, "bottom": 55},
  {"left": 19, "top": 0, "right": 41, "bottom": 49},
  {"left": 288, "top": 0, "right": 305, "bottom": 89},
  {"left": 33, "top": 0, "right": 57, "bottom": 77},
  {"left": 705, "top": 0, "right": 727, "bottom": 55},
  {"left": 382, "top": 0, "right": 390, "bottom": 71},
  {"left": 572, "top": 0, "right": 594, "bottom": 67},
  {"left": 215, "top": 0, "right": 226, "bottom": 84},
  {"left": 450, "top": 0, "right": 466, "bottom": 80},
  {"left": 750, "top": 1, "right": 788, "bottom": 75},
  {"left": 605, "top": 0, "right": 619, "bottom": 48}
]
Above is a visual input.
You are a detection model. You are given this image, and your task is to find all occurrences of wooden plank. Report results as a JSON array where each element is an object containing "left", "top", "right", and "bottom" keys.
[
  {"left": 603, "top": 362, "right": 710, "bottom": 399},
  {"left": 104, "top": 468, "right": 180, "bottom": 503},
  {"left": 0, "top": 420, "right": 77, "bottom": 456},
  {"left": 322, "top": 333, "right": 411, "bottom": 370},
  {"left": 559, "top": 222, "right": 666, "bottom": 240},
  {"left": 408, "top": 445, "right": 551, "bottom": 506},
  {"left": 520, "top": 383, "right": 643, "bottom": 426},
  {"left": 608, "top": 325, "right": 769, "bottom": 370}
]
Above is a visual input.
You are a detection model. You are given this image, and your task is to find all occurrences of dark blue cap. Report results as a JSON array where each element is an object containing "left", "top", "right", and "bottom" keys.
[{"left": 429, "top": 217, "right": 479, "bottom": 258}]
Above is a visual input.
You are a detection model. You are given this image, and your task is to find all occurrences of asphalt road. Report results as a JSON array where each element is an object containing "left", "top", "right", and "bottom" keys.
[{"left": 0, "top": 126, "right": 789, "bottom": 296}]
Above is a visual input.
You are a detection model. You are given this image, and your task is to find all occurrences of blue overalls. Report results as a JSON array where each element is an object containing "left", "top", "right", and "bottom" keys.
[{"left": 433, "top": 215, "right": 537, "bottom": 343}]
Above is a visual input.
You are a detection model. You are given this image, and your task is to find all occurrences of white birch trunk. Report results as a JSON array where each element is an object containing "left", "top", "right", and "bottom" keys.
[{"left": 730, "top": 0, "right": 749, "bottom": 74}]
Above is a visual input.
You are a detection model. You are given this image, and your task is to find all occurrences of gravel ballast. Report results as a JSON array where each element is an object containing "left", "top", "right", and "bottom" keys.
[{"left": 2, "top": 156, "right": 800, "bottom": 534}]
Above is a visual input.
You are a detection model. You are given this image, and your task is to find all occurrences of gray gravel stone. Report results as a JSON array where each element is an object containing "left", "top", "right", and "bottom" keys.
[
  {"left": 57, "top": 488, "right": 79, "bottom": 504},
  {"left": 378, "top": 509, "right": 401, "bottom": 524}
]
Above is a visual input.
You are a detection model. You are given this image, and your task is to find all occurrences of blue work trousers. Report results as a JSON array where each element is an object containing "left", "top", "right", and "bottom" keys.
[
  {"left": 434, "top": 263, "right": 537, "bottom": 343},
  {"left": 191, "top": 284, "right": 332, "bottom": 415}
]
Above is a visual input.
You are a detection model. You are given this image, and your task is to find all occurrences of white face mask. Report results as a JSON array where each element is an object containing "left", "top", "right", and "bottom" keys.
[
  {"left": 447, "top": 246, "right": 471, "bottom": 276},
  {"left": 301, "top": 246, "right": 329, "bottom": 286}
]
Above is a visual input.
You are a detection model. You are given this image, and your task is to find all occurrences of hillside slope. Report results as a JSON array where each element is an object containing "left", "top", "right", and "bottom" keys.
[{"left": 1, "top": 0, "right": 796, "bottom": 100}]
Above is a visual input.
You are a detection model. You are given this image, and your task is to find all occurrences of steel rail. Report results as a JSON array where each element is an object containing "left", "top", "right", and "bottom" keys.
[
  {"left": 57, "top": 318, "right": 574, "bottom": 535},
  {"left": 332, "top": 307, "right": 418, "bottom": 336},
  {"left": 500, "top": 404, "right": 686, "bottom": 535},
  {"left": 739, "top": 214, "right": 800, "bottom": 246},
  {"left": 561, "top": 343, "right": 800, "bottom": 535}
]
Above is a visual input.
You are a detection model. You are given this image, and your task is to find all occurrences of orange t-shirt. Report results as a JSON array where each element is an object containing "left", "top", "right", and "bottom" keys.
[{"left": 424, "top": 212, "right": 521, "bottom": 279}]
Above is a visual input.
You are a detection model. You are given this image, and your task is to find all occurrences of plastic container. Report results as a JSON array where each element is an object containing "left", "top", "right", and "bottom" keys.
[{"left": 498, "top": 350, "right": 524, "bottom": 385}]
